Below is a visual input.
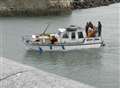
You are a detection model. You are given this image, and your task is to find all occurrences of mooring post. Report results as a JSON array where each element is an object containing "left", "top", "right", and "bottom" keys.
[
  {"left": 61, "top": 44, "right": 65, "bottom": 50},
  {"left": 49, "top": 44, "right": 52, "bottom": 50},
  {"left": 38, "top": 47, "right": 43, "bottom": 54}
]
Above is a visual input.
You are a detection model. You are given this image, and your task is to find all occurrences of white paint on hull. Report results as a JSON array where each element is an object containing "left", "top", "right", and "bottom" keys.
[
  {"left": 23, "top": 36, "right": 104, "bottom": 52},
  {"left": 25, "top": 43, "right": 102, "bottom": 51}
]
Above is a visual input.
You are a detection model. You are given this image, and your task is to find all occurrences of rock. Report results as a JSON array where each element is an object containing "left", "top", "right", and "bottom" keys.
[{"left": 72, "top": 0, "right": 120, "bottom": 9}]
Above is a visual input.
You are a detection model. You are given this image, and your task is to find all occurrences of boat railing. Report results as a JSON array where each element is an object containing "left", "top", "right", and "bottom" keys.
[
  {"left": 22, "top": 35, "right": 33, "bottom": 44},
  {"left": 22, "top": 35, "right": 33, "bottom": 40},
  {"left": 84, "top": 37, "right": 102, "bottom": 41}
]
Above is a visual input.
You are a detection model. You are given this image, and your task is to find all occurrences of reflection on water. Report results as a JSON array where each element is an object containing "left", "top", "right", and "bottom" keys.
[
  {"left": 24, "top": 49, "right": 102, "bottom": 68},
  {"left": 24, "top": 49, "right": 110, "bottom": 88}
]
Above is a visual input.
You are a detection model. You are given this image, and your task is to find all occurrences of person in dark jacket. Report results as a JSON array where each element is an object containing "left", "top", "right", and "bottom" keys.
[
  {"left": 98, "top": 21, "right": 102, "bottom": 37},
  {"left": 85, "top": 22, "right": 89, "bottom": 37}
]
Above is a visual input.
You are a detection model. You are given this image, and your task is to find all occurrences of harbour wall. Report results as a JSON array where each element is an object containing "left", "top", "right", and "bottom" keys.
[
  {"left": 0, "top": 0, "right": 71, "bottom": 16},
  {"left": 0, "top": 57, "right": 95, "bottom": 88},
  {"left": 0, "top": 0, "right": 119, "bottom": 16}
]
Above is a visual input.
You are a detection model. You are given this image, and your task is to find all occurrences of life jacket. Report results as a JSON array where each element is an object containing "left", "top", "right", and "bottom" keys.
[{"left": 87, "top": 27, "right": 96, "bottom": 37}]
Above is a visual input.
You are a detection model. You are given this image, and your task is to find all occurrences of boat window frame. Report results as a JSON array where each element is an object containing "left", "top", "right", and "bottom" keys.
[
  {"left": 71, "top": 32, "right": 76, "bottom": 40},
  {"left": 78, "top": 32, "right": 84, "bottom": 39},
  {"left": 62, "top": 32, "right": 69, "bottom": 39}
]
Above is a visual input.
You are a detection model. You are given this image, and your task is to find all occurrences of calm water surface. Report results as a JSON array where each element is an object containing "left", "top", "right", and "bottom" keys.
[{"left": 0, "top": 3, "right": 120, "bottom": 88}]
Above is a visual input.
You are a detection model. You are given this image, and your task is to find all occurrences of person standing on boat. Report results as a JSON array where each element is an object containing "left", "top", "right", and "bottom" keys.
[
  {"left": 87, "top": 22, "right": 96, "bottom": 37},
  {"left": 88, "top": 22, "right": 94, "bottom": 29},
  {"left": 85, "top": 22, "right": 89, "bottom": 37},
  {"left": 98, "top": 21, "right": 102, "bottom": 37},
  {"left": 50, "top": 36, "right": 58, "bottom": 44}
]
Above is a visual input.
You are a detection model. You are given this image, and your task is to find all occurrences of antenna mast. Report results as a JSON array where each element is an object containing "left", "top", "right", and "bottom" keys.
[{"left": 42, "top": 24, "right": 50, "bottom": 35}]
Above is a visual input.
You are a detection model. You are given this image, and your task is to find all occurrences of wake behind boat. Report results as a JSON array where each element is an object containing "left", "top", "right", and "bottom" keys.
[{"left": 22, "top": 23, "right": 105, "bottom": 52}]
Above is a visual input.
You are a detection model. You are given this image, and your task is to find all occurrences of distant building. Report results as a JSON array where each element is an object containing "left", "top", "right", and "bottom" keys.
[
  {"left": 60, "top": 0, "right": 73, "bottom": 8},
  {"left": 48, "top": 0, "right": 58, "bottom": 7},
  {"left": 49, "top": 0, "right": 73, "bottom": 8}
]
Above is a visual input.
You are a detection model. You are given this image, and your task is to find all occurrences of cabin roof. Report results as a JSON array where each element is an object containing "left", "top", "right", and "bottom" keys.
[
  {"left": 58, "top": 25, "right": 84, "bottom": 33},
  {"left": 66, "top": 25, "right": 84, "bottom": 32}
]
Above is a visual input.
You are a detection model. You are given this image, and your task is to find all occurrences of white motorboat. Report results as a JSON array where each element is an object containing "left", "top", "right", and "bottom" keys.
[{"left": 22, "top": 25, "right": 105, "bottom": 52}]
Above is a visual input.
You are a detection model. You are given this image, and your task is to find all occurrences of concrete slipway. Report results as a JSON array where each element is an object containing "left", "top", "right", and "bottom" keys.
[{"left": 0, "top": 57, "right": 95, "bottom": 88}]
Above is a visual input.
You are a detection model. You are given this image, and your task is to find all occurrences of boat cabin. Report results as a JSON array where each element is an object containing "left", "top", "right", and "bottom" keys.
[
  {"left": 59, "top": 25, "right": 86, "bottom": 43},
  {"left": 30, "top": 25, "right": 101, "bottom": 45}
]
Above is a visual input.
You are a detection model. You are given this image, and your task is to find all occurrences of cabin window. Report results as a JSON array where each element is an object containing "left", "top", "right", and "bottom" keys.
[
  {"left": 63, "top": 33, "right": 69, "bottom": 38},
  {"left": 95, "top": 38, "right": 99, "bottom": 40},
  {"left": 78, "top": 32, "right": 84, "bottom": 38},
  {"left": 87, "top": 39, "right": 93, "bottom": 41},
  {"left": 71, "top": 32, "right": 76, "bottom": 39}
]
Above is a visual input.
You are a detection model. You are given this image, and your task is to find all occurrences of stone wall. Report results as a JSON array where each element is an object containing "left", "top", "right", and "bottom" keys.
[
  {"left": 0, "top": 0, "right": 119, "bottom": 16},
  {"left": 0, "top": 0, "right": 71, "bottom": 16}
]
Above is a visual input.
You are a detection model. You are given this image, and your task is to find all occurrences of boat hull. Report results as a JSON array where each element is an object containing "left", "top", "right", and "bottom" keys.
[{"left": 24, "top": 43, "right": 103, "bottom": 51}]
